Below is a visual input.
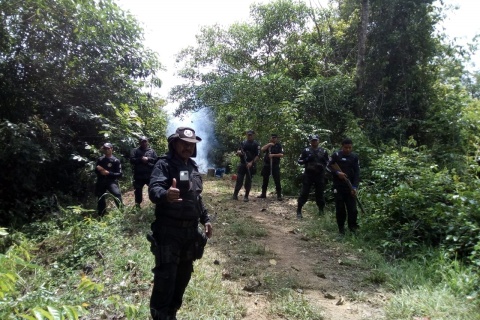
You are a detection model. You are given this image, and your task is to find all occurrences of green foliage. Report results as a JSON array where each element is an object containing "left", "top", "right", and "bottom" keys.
[
  {"left": 360, "top": 141, "right": 480, "bottom": 273},
  {"left": 0, "top": 0, "right": 167, "bottom": 226}
]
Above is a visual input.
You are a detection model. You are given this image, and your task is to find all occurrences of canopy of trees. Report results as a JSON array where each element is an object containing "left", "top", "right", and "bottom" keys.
[
  {"left": 170, "top": 0, "right": 480, "bottom": 268},
  {"left": 0, "top": 0, "right": 167, "bottom": 225}
]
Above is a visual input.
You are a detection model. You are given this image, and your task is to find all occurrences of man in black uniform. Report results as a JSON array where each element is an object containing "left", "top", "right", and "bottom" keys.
[
  {"left": 257, "top": 133, "right": 284, "bottom": 200},
  {"left": 95, "top": 142, "right": 123, "bottom": 216},
  {"left": 232, "top": 130, "right": 260, "bottom": 202},
  {"left": 130, "top": 136, "right": 158, "bottom": 209},
  {"left": 328, "top": 138, "right": 360, "bottom": 235},
  {"left": 148, "top": 127, "right": 213, "bottom": 320},
  {"left": 296, "top": 135, "right": 329, "bottom": 219}
]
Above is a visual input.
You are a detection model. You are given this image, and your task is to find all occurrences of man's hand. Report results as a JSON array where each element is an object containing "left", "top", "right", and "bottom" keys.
[
  {"left": 166, "top": 178, "right": 182, "bottom": 203},
  {"left": 205, "top": 222, "right": 213, "bottom": 238},
  {"left": 337, "top": 171, "right": 347, "bottom": 180},
  {"left": 96, "top": 165, "right": 109, "bottom": 176},
  {"left": 247, "top": 161, "right": 254, "bottom": 169},
  {"left": 141, "top": 156, "right": 149, "bottom": 163}
]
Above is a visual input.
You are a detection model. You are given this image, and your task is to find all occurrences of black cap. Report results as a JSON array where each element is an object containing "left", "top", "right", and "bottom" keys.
[
  {"left": 271, "top": 133, "right": 278, "bottom": 138},
  {"left": 246, "top": 130, "right": 255, "bottom": 135},
  {"left": 139, "top": 136, "right": 148, "bottom": 142},
  {"left": 102, "top": 142, "right": 113, "bottom": 149},
  {"left": 168, "top": 127, "right": 202, "bottom": 144},
  {"left": 310, "top": 135, "right": 319, "bottom": 141}
]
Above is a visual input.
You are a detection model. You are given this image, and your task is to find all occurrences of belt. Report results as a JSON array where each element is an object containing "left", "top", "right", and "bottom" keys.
[{"left": 162, "top": 216, "right": 198, "bottom": 228}]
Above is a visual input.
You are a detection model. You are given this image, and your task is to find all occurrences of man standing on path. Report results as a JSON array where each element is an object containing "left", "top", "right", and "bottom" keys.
[
  {"left": 148, "top": 127, "right": 213, "bottom": 320},
  {"left": 296, "top": 135, "right": 329, "bottom": 219},
  {"left": 130, "top": 136, "right": 157, "bottom": 209},
  {"left": 95, "top": 142, "right": 123, "bottom": 216},
  {"left": 232, "top": 130, "right": 260, "bottom": 202},
  {"left": 257, "top": 133, "right": 284, "bottom": 200},
  {"left": 328, "top": 138, "right": 360, "bottom": 235}
]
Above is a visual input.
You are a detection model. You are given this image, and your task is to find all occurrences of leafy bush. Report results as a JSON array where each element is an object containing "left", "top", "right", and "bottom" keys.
[{"left": 361, "top": 141, "right": 480, "bottom": 273}]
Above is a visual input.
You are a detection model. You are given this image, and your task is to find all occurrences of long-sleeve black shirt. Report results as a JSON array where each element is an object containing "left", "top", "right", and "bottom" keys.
[
  {"left": 149, "top": 152, "right": 210, "bottom": 224},
  {"left": 328, "top": 150, "right": 360, "bottom": 190}
]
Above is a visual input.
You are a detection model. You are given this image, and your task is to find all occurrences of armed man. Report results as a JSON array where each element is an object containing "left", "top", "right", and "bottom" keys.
[
  {"left": 257, "top": 133, "right": 284, "bottom": 200},
  {"left": 94, "top": 142, "right": 123, "bottom": 216},
  {"left": 328, "top": 138, "right": 360, "bottom": 235},
  {"left": 148, "top": 127, "right": 212, "bottom": 320},
  {"left": 296, "top": 135, "right": 329, "bottom": 219},
  {"left": 130, "top": 136, "right": 157, "bottom": 209},
  {"left": 232, "top": 130, "right": 260, "bottom": 202}
]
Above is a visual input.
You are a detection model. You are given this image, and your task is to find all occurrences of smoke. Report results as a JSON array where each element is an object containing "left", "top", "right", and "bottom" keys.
[{"left": 167, "top": 108, "right": 215, "bottom": 173}]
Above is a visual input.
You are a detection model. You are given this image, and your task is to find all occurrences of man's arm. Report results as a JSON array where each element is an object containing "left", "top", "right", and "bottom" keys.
[
  {"left": 109, "top": 159, "right": 122, "bottom": 178},
  {"left": 351, "top": 156, "right": 360, "bottom": 188},
  {"left": 130, "top": 148, "right": 141, "bottom": 164},
  {"left": 148, "top": 149, "right": 158, "bottom": 167},
  {"left": 198, "top": 194, "right": 213, "bottom": 238},
  {"left": 148, "top": 160, "right": 171, "bottom": 204},
  {"left": 297, "top": 149, "right": 309, "bottom": 165}
]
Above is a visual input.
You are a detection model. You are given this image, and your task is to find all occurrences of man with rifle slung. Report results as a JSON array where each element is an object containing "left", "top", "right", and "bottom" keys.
[
  {"left": 328, "top": 138, "right": 360, "bottom": 235},
  {"left": 296, "top": 134, "right": 329, "bottom": 219},
  {"left": 257, "top": 133, "right": 284, "bottom": 200},
  {"left": 232, "top": 130, "right": 260, "bottom": 202}
]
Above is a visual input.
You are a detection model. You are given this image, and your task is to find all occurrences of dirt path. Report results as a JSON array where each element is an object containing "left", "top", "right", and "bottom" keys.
[
  {"left": 121, "top": 178, "right": 388, "bottom": 319},
  {"left": 203, "top": 178, "right": 388, "bottom": 320}
]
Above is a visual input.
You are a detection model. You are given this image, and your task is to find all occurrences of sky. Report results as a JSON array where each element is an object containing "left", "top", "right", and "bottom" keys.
[{"left": 116, "top": 0, "right": 480, "bottom": 98}]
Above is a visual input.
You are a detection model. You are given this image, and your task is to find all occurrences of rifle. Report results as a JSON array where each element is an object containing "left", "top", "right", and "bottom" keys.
[
  {"left": 330, "top": 162, "right": 366, "bottom": 214},
  {"left": 240, "top": 144, "right": 252, "bottom": 180}
]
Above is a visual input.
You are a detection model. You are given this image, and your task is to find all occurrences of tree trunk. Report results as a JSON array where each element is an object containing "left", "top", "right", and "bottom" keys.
[{"left": 355, "top": 0, "right": 369, "bottom": 116}]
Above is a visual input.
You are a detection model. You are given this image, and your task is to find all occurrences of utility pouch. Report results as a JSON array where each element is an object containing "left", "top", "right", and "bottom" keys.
[{"left": 194, "top": 228, "right": 208, "bottom": 260}]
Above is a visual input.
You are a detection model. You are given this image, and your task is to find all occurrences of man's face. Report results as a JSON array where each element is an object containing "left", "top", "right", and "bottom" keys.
[
  {"left": 247, "top": 133, "right": 254, "bottom": 141},
  {"left": 103, "top": 147, "right": 113, "bottom": 156},
  {"left": 174, "top": 139, "right": 196, "bottom": 161},
  {"left": 310, "top": 139, "right": 319, "bottom": 148},
  {"left": 140, "top": 140, "right": 148, "bottom": 149},
  {"left": 270, "top": 136, "right": 278, "bottom": 143},
  {"left": 341, "top": 143, "right": 353, "bottom": 155}
]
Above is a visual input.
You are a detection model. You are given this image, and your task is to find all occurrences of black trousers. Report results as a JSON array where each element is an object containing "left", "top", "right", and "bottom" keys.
[
  {"left": 334, "top": 189, "right": 358, "bottom": 232},
  {"left": 297, "top": 172, "right": 325, "bottom": 211},
  {"left": 234, "top": 164, "right": 254, "bottom": 197},
  {"left": 260, "top": 165, "right": 281, "bottom": 195},
  {"left": 133, "top": 177, "right": 150, "bottom": 204},
  {"left": 95, "top": 180, "right": 122, "bottom": 215},
  {"left": 150, "top": 225, "right": 197, "bottom": 320}
]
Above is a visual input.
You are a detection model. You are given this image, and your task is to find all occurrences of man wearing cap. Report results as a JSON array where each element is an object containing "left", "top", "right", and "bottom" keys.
[
  {"left": 94, "top": 143, "right": 123, "bottom": 216},
  {"left": 148, "top": 127, "right": 213, "bottom": 320},
  {"left": 257, "top": 134, "right": 284, "bottom": 200},
  {"left": 296, "top": 135, "right": 329, "bottom": 219},
  {"left": 130, "top": 136, "right": 158, "bottom": 209},
  {"left": 233, "top": 130, "right": 260, "bottom": 202}
]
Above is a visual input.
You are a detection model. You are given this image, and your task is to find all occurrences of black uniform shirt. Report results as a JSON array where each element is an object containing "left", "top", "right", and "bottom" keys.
[
  {"left": 149, "top": 152, "right": 210, "bottom": 224},
  {"left": 263, "top": 143, "right": 284, "bottom": 166},
  {"left": 297, "top": 147, "right": 329, "bottom": 168},
  {"left": 130, "top": 147, "right": 158, "bottom": 179},
  {"left": 95, "top": 155, "right": 122, "bottom": 181},
  {"left": 328, "top": 151, "right": 360, "bottom": 189},
  {"left": 239, "top": 140, "right": 260, "bottom": 164}
]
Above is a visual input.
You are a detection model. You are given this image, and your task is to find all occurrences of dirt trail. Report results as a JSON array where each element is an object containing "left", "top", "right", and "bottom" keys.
[
  {"left": 121, "top": 179, "right": 388, "bottom": 319},
  {"left": 205, "top": 179, "right": 388, "bottom": 320}
]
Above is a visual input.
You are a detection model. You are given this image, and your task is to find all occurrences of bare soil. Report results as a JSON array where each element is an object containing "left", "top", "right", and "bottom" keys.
[
  {"left": 202, "top": 177, "right": 388, "bottom": 320},
  {"left": 122, "top": 178, "right": 389, "bottom": 319}
]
